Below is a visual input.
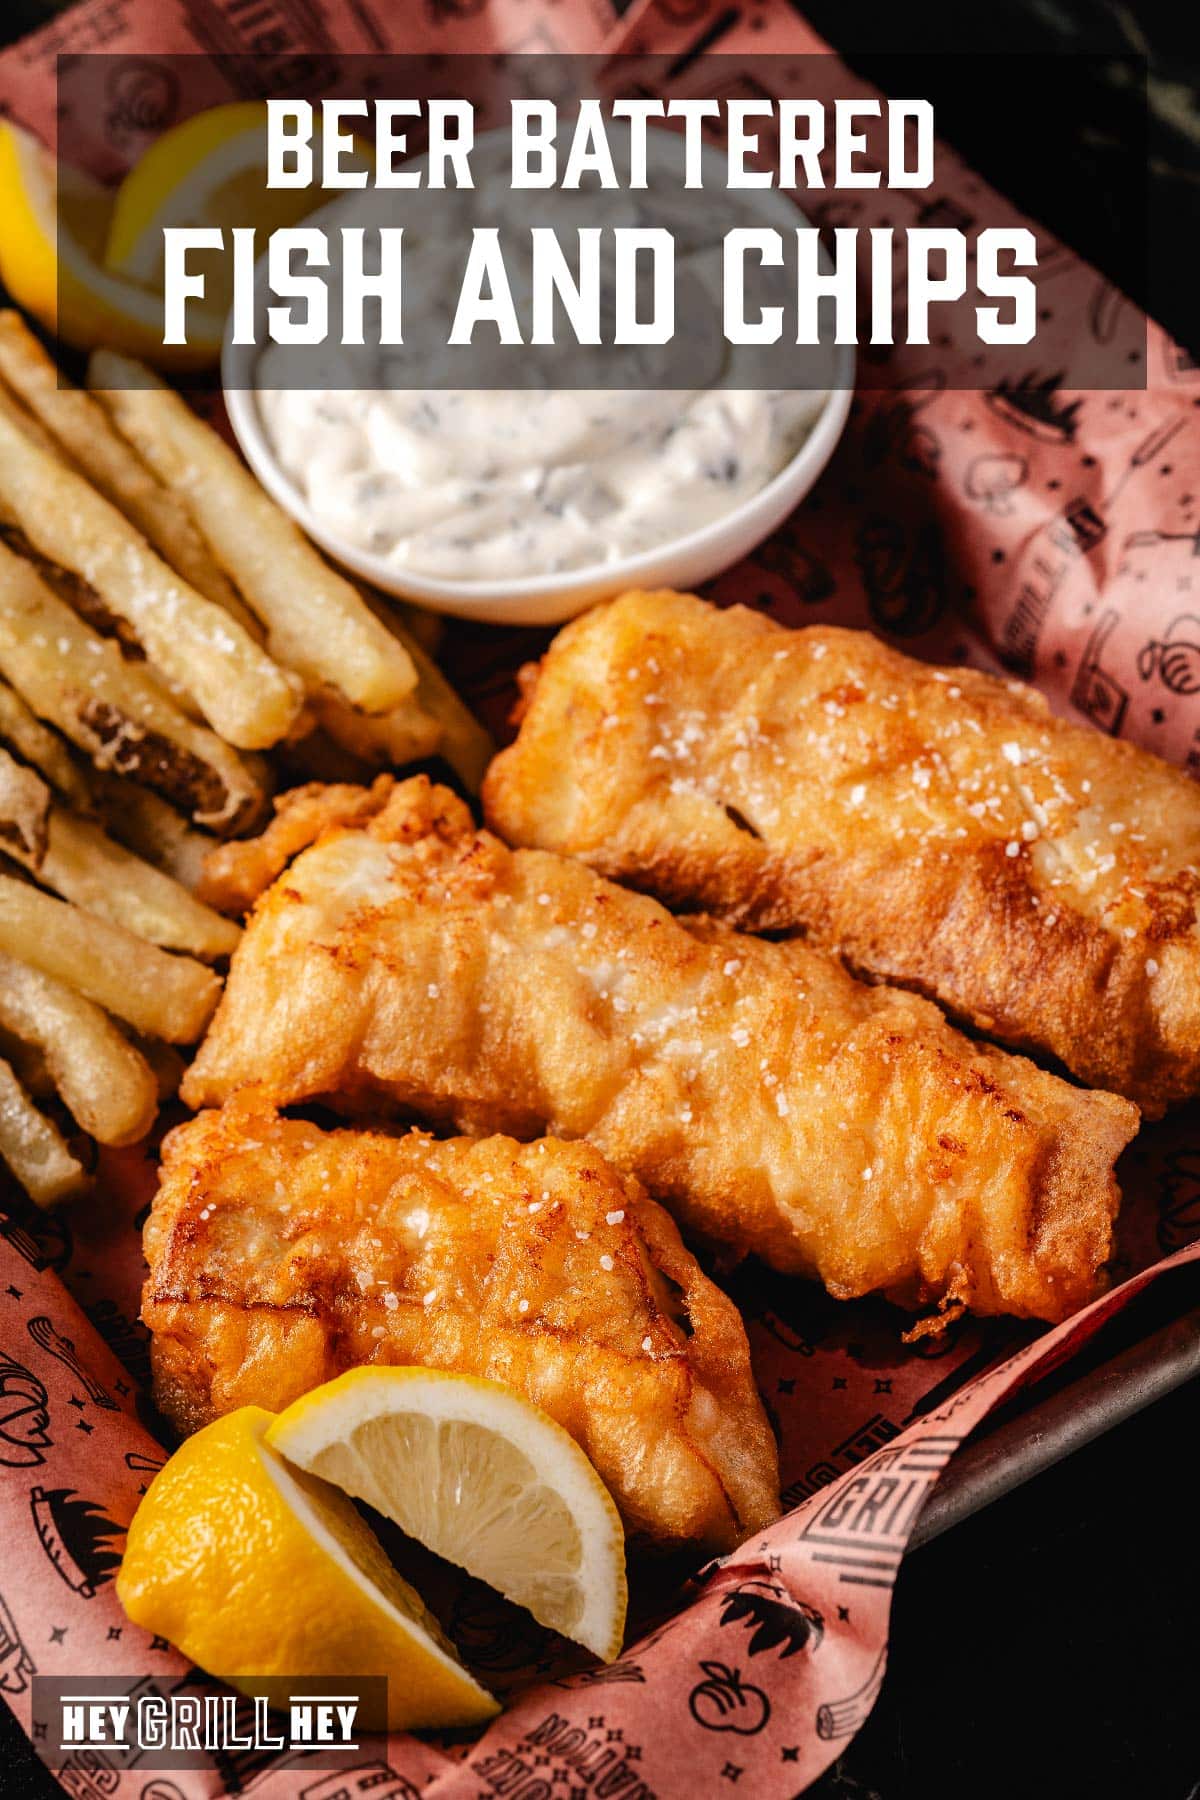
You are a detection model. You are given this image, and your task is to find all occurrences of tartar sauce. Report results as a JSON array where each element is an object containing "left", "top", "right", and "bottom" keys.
[{"left": 255, "top": 138, "right": 829, "bottom": 583}]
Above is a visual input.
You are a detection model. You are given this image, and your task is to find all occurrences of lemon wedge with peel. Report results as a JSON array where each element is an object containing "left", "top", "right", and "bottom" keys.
[
  {"left": 0, "top": 121, "right": 224, "bottom": 367},
  {"left": 104, "top": 101, "right": 350, "bottom": 315},
  {"left": 117, "top": 1406, "right": 498, "bottom": 1732},
  {"left": 268, "top": 1368, "right": 629, "bottom": 1662}
]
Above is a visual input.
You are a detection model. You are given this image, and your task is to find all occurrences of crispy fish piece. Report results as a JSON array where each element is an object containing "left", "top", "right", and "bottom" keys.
[
  {"left": 145, "top": 1094, "right": 780, "bottom": 1551},
  {"left": 197, "top": 777, "right": 394, "bottom": 916},
  {"left": 483, "top": 588, "right": 1200, "bottom": 1117},
  {"left": 183, "top": 777, "right": 1139, "bottom": 1328}
]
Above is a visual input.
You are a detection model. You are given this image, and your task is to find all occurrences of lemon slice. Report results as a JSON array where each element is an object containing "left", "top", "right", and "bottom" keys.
[
  {"left": 117, "top": 1406, "right": 498, "bottom": 1732},
  {"left": 105, "top": 101, "right": 349, "bottom": 312},
  {"left": 268, "top": 1369, "right": 628, "bottom": 1662},
  {"left": 0, "top": 122, "right": 224, "bottom": 368}
]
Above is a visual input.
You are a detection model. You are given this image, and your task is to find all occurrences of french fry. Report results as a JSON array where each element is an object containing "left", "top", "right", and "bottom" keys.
[
  {"left": 0, "top": 312, "right": 261, "bottom": 634},
  {"left": 391, "top": 599, "right": 444, "bottom": 657},
  {"left": 0, "top": 873, "right": 221, "bottom": 1043},
  {"left": 90, "top": 774, "right": 213, "bottom": 892},
  {"left": 312, "top": 688, "right": 442, "bottom": 772},
  {"left": 0, "top": 951, "right": 157, "bottom": 1145},
  {"left": 0, "top": 513, "right": 139, "bottom": 647},
  {"left": 0, "top": 676, "right": 95, "bottom": 812},
  {"left": 0, "top": 381, "right": 64, "bottom": 460},
  {"left": 88, "top": 351, "right": 418, "bottom": 714},
  {"left": 388, "top": 615, "right": 494, "bottom": 792},
  {"left": 313, "top": 625, "right": 493, "bottom": 792},
  {"left": 131, "top": 1034, "right": 186, "bottom": 1103},
  {"left": 2, "top": 802, "right": 240, "bottom": 960},
  {"left": 346, "top": 584, "right": 492, "bottom": 788},
  {"left": 0, "top": 540, "right": 264, "bottom": 832},
  {"left": 40, "top": 809, "right": 241, "bottom": 960},
  {"left": 0, "top": 743, "right": 50, "bottom": 863},
  {"left": 0, "top": 404, "right": 303, "bottom": 750},
  {"left": 0, "top": 1028, "right": 54, "bottom": 1103},
  {"left": 273, "top": 724, "right": 378, "bottom": 788},
  {"left": 0, "top": 1055, "right": 88, "bottom": 1207}
]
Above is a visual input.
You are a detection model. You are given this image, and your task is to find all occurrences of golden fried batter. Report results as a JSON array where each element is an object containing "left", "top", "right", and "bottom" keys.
[
  {"left": 145, "top": 1094, "right": 780, "bottom": 1550},
  {"left": 198, "top": 777, "right": 395, "bottom": 917},
  {"left": 484, "top": 589, "right": 1200, "bottom": 1115},
  {"left": 183, "top": 777, "right": 1138, "bottom": 1328}
]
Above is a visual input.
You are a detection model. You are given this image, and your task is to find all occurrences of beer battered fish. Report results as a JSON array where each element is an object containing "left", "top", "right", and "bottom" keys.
[
  {"left": 145, "top": 1095, "right": 780, "bottom": 1551},
  {"left": 484, "top": 588, "right": 1200, "bottom": 1115},
  {"left": 185, "top": 777, "right": 1138, "bottom": 1330}
]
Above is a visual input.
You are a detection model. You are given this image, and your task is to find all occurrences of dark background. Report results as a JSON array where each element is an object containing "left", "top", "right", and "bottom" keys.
[
  {"left": 1, "top": 2, "right": 1198, "bottom": 1795},
  {"left": 804, "top": 1, "right": 1198, "bottom": 367}
]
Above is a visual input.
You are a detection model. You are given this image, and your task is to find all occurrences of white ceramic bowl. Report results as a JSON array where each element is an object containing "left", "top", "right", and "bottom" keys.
[{"left": 223, "top": 136, "right": 855, "bottom": 628}]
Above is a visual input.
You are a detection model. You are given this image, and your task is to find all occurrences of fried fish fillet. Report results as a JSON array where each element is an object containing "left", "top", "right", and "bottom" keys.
[
  {"left": 145, "top": 1094, "right": 780, "bottom": 1551},
  {"left": 184, "top": 777, "right": 1138, "bottom": 1329},
  {"left": 483, "top": 588, "right": 1199, "bottom": 1116}
]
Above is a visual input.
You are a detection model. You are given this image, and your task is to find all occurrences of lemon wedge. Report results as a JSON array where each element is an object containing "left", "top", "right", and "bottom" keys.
[
  {"left": 268, "top": 1369, "right": 628, "bottom": 1662},
  {"left": 0, "top": 121, "right": 224, "bottom": 367},
  {"left": 117, "top": 1406, "right": 498, "bottom": 1732},
  {"left": 104, "top": 101, "right": 347, "bottom": 315}
]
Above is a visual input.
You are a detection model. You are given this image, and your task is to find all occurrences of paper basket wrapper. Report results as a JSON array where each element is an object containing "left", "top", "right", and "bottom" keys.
[{"left": 1, "top": 1, "right": 1199, "bottom": 1795}]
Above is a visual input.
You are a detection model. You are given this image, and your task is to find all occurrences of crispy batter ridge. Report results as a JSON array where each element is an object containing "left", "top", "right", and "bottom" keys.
[
  {"left": 198, "top": 776, "right": 395, "bottom": 916},
  {"left": 183, "top": 776, "right": 1138, "bottom": 1327},
  {"left": 145, "top": 1094, "right": 780, "bottom": 1551},
  {"left": 482, "top": 589, "right": 1200, "bottom": 1116}
]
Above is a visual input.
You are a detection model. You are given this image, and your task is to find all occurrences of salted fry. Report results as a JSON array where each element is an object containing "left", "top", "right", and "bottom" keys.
[
  {"left": 39, "top": 809, "right": 240, "bottom": 960},
  {"left": 0, "top": 743, "right": 49, "bottom": 863},
  {"left": 0, "top": 951, "right": 157, "bottom": 1145},
  {"left": 0, "top": 676, "right": 93, "bottom": 810},
  {"left": 91, "top": 775, "right": 213, "bottom": 892},
  {"left": 0, "top": 312, "right": 260, "bottom": 633},
  {"left": 2, "top": 803, "right": 239, "bottom": 959},
  {"left": 0, "top": 873, "right": 221, "bottom": 1044},
  {"left": 88, "top": 352, "right": 418, "bottom": 714},
  {"left": 0, "top": 541, "right": 263, "bottom": 832},
  {"left": 0, "top": 1055, "right": 88, "bottom": 1207},
  {"left": 0, "top": 404, "right": 303, "bottom": 750}
]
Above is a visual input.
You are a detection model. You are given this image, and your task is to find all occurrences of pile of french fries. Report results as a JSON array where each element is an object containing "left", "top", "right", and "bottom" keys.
[{"left": 0, "top": 311, "right": 492, "bottom": 1208}]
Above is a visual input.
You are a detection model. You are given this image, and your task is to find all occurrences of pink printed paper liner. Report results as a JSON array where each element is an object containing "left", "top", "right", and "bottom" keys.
[
  {"left": 2, "top": 1180, "right": 1197, "bottom": 1800},
  {"left": 2, "top": 0, "right": 1200, "bottom": 1794}
]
